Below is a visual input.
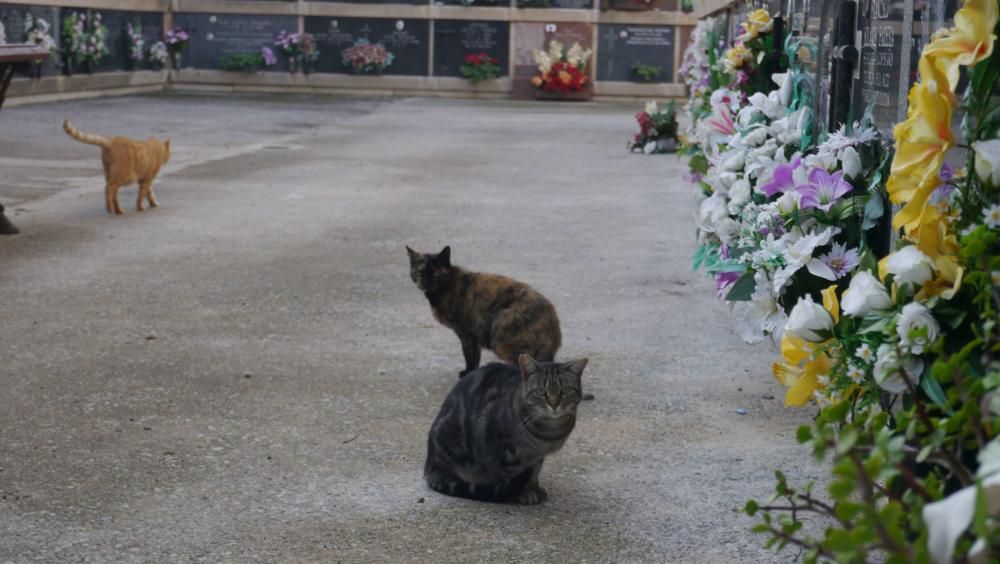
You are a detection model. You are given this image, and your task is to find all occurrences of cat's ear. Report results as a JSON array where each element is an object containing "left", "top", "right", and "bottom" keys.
[
  {"left": 438, "top": 246, "right": 451, "bottom": 266},
  {"left": 164, "top": 138, "right": 171, "bottom": 151},
  {"left": 518, "top": 354, "right": 541, "bottom": 379},
  {"left": 562, "top": 358, "right": 589, "bottom": 379},
  {"left": 406, "top": 246, "right": 418, "bottom": 259}
]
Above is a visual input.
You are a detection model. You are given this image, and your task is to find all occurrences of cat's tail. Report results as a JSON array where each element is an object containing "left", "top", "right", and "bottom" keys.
[{"left": 63, "top": 119, "right": 110, "bottom": 148}]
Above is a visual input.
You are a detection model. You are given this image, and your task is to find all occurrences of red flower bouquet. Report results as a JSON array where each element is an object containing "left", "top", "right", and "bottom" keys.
[{"left": 530, "top": 40, "right": 593, "bottom": 93}]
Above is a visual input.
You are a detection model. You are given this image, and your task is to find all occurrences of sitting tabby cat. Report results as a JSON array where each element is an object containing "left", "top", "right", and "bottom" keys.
[
  {"left": 424, "top": 354, "right": 588, "bottom": 504},
  {"left": 63, "top": 119, "right": 170, "bottom": 215},
  {"left": 407, "top": 246, "right": 562, "bottom": 377}
]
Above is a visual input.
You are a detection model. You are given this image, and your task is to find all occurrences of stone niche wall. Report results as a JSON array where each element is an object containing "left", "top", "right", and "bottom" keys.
[{"left": 2, "top": 0, "right": 696, "bottom": 102}]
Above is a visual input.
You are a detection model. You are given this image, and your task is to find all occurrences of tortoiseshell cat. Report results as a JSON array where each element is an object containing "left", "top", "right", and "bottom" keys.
[
  {"left": 63, "top": 119, "right": 171, "bottom": 215},
  {"left": 425, "top": 354, "right": 588, "bottom": 504},
  {"left": 407, "top": 246, "right": 562, "bottom": 377}
]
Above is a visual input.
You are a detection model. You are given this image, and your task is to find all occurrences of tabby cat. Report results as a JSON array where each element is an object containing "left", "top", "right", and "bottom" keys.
[
  {"left": 63, "top": 119, "right": 171, "bottom": 215},
  {"left": 407, "top": 246, "right": 562, "bottom": 378},
  {"left": 424, "top": 354, "right": 588, "bottom": 504}
]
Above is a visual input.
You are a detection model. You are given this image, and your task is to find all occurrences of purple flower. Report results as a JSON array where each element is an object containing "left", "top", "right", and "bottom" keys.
[
  {"left": 716, "top": 271, "right": 742, "bottom": 297},
  {"left": 683, "top": 171, "right": 703, "bottom": 183},
  {"left": 261, "top": 46, "right": 277, "bottom": 66},
  {"left": 939, "top": 162, "right": 954, "bottom": 181},
  {"left": 758, "top": 156, "right": 802, "bottom": 197},
  {"left": 818, "top": 242, "right": 860, "bottom": 279},
  {"left": 796, "top": 168, "right": 853, "bottom": 211}
]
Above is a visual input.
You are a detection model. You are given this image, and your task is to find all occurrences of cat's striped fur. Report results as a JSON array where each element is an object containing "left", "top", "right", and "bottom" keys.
[
  {"left": 407, "top": 246, "right": 562, "bottom": 378},
  {"left": 424, "top": 355, "right": 587, "bottom": 504}
]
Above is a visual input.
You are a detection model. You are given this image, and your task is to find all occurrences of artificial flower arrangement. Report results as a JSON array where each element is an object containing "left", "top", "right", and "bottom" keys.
[
  {"left": 739, "top": 0, "right": 1000, "bottom": 560},
  {"left": 275, "top": 31, "right": 319, "bottom": 72},
  {"left": 148, "top": 41, "right": 168, "bottom": 69},
  {"left": 627, "top": 100, "right": 678, "bottom": 154},
  {"left": 724, "top": 8, "right": 783, "bottom": 96},
  {"left": 164, "top": 26, "right": 189, "bottom": 68},
  {"left": 24, "top": 13, "right": 57, "bottom": 71},
  {"left": 678, "top": 16, "right": 729, "bottom": 182},
  {"left": 220, "top": 47, "right": 277, "bottom": 73},
  {"left": 61, "top": 12, "right": 107, "bottom": 71},
  {"left": 126, "top": 22, "right": 144, "bottom": 69},
  {"left": 459, "top": 52, "right": 501, "bottom": 83},
  {"left": 341, "top": 39, "right": 394, "bottom": 75},
  {"left": 530, "top": 40, "right": 592, "bottom": 93}
]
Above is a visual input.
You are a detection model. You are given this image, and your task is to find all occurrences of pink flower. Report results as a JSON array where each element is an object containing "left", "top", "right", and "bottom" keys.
[
  {"left": 703, "top": 104, "right": 736, "bottom": 136},
  {"left": 795, "top": 168, "right": 853, "bottom": 212}
]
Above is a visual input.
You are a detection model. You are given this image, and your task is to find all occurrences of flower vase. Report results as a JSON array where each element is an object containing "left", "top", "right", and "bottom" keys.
[
  {"left": 31, "top": 63, "right": 43, "bottom": 80},
  {"left": 83, "top": 60, "right": 94, "bottom": 75},
  {"left": 171, "top": 52, "right": 182, "bottom": 70},
  {"left": 288, "top": 57, "right": 299, "bottom": 74}
]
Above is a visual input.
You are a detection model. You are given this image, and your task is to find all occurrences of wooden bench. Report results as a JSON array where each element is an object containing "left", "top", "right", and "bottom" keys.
[{"left": 0, "top": 44, "right": 50, "bottom": 235}]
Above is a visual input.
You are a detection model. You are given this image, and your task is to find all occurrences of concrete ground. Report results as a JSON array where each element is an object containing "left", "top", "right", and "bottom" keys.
[{"left": 0, "top": 94, "right": 825, "bottom": 562}]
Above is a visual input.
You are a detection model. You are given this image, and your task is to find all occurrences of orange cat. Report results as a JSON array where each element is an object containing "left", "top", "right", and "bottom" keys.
[{"left": 63, "top": 119, "right": 171, "bottom": 215}]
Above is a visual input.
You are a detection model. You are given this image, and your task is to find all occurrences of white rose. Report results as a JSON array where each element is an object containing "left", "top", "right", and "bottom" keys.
[
  {"left": 643, "top": 141, "right": 657, "bottom": 154},
  {"left": 897, "top": 302, "right": 940, "bottom": 355},
  {"left": 841, "top": 271, "right": 892, "bottom": 317},
  {"left": 716, "top": 218, "right": 740, "bottom": 245},
  {"left": 719, "top": 150, "right": 746, "bottom": 172},
  {"left": 973, "top": 139, "right": 1000, "bottom": 187},
  {"left": 697, "top": 194, "right": 728, "bottom": 232},
  {"left": 743, "top": 126, "right": 769, "bottom": 147},
  {"left": 873, "top": 344, "right": 923, "bottom": 394},
  {"left": 887, "top": 245, "right": 935, "bottom": 287},
  {"left": 772, "top": 71, "right": 792, "bottom": 107},
  {"left": 784, "top": 295, "right": 834, "bottom": 342},
  {"left": 727, "top": 179, "right": 751, "bottom": 215},
  {"left": 644, "top": 100, "right": 659, "bottom": 115},
  {"left": 840, "top": 146, "right": 862, "bottom": 179}
]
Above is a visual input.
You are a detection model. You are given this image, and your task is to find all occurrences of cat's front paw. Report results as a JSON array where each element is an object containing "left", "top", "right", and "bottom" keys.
[{"left": 513, "top": 486, "right": 547, "bottom": 505}]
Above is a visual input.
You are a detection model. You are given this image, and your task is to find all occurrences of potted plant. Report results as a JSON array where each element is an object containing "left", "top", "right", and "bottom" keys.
[
  {"left": 626, "top": 100, "right": 678, "bottom": 154},
  {"left": 126, "top": 21, "right": 144, "bottom": 71},
  {"left": 530, "top": 40, "right": 593, "bottom": 101},
  {"left": 299, "top": 33, "right": 319, "bottom": 74},
  {"left": 341, "top": 39, "right": 394, "bottom": 75},
  {"left": 459, "top": 52, "right": 501, "bottom": 83},
  {"left": 630, "top": 62, "right": 662, "bottom": 83},
  {"left": 164, "top": 26, "right": 189, "bottom": 70},
  {"left": 23, "top": 13, "right": 57, "bottom": 80},
  {"left": 148, "top": 40, "right": 167, "bottom": 71}
]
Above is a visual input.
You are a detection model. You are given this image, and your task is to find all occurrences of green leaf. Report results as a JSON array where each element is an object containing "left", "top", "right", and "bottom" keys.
[
  {"left": 862, "top": 193, "right": 884, "bottom": 231},
  {"left": 796, "top": 425, "right": 813, "bottom": 444},
  {"left": 744, "top": 500, "right": 759, "bottom": 516},
  {"left": 828, "top": 479, "right": 854, "bottom": 500},
  {"left": 725, "top": 272, "right": 757, "bottom": 302},
  {"left": 973, "top": 482, "right": 990, "bottom": 539},
  {"left": 836, "top": 429, "right": 859, "bottom": 455},
  {"left": 826, "top": 529, "right": 854, "bottom": 552},
  {"left": 919, "top": 367, "right": 950, "bottom": 411}
]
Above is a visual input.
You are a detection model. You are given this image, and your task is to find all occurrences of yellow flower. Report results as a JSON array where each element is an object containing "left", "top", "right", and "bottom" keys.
[
  {"left": 725, "top": 45, "right": 751, "bottom": 70},
  {"left": 888, "top": 80, "right": 955, "bottom": 232},
  {"left": 922, "top": 0, "right": 998, "bottom": 70},
  {"left": 821, "top": 284, "right": 840, "bottom": 324},
  {"left": 772, "top": 334, "right": 833, "bottom": 407},
  {"left": 747, "top": 9, "right": 774, "bottom": 33}
]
